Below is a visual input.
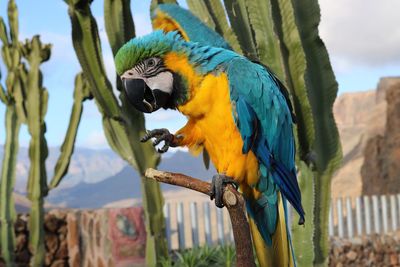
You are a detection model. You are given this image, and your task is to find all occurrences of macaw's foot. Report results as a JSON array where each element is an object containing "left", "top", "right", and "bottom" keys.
[
  {"left": 141, "top": 128, "right": 179, "bottom": 153},
  {"left": 210, "top": 174, "right": 239, "bottom": 208}
]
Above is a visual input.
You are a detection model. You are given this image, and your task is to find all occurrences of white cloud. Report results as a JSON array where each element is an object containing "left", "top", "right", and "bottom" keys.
[
  {"left": 83, "top": 131, "right": 108, "bottom": 149},
  {"left": 319, "top": 0, "right": 400, "bottom": 71}
]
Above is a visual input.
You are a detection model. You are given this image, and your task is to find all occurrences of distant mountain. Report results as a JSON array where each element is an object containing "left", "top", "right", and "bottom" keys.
[
  {"left": 47, "top": 151, "right": 216, "bottom": 208},
  {"left": 0, "top": 146, "right": 127, "bottom": 193}
]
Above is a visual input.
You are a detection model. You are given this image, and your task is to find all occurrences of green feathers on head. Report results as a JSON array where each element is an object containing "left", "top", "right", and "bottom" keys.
[{"left": 115, "top": 30, "right": 183, "bottom": 75}]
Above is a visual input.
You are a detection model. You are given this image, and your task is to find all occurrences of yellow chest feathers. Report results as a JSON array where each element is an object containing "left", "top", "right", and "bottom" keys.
[
  {"left": 177, "top": 71, "right": 259, "bottom": 186},
  {"left": 163, "top": 52, "right": 259, "bottom": 187}
]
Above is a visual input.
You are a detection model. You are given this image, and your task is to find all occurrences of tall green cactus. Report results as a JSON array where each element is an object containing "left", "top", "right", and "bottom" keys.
[
  {"left": 64, "top": 0, "right": 168, "bottom": 265},
  {"left": 19, "top": 36, "right": 51, "bottom": 266},
  {"left": 179, "top": 1, "right": 342, "bottom": 266},
  {"left": 50, "top": 73, "right": 93, "bottom": 188},
  {"left": 1, "top": 1, "right": 95, "bottom": 265},
  {"left": 0, "top": 1, "right": 24, "bottom": 264}
]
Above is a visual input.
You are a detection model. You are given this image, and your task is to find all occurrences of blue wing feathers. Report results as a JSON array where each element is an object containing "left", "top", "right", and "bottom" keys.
[
  {"left": 226, "top": 58, "right": 305, "bottom": 237},
  {"left": 235, "top": 98, "right": 257, "bottom": 153},
  {"left": 155, "top": 4, "right": 232, "bottom": 50}
]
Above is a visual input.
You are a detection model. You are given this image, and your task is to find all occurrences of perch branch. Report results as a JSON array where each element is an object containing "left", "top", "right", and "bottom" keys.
[{"left": 145, "top": 168, "right": 256, "bottom": 267}]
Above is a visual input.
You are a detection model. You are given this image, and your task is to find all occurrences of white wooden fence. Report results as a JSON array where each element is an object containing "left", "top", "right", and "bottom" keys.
[
  {"left": 163, "top": 194, "right": 400, "bottom": 250},
  {"left": 328, "top": 194, "right": 400, "bottom": 238}
]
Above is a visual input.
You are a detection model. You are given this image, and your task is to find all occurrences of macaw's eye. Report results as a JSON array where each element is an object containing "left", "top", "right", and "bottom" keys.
[{"left": 147, "top": 58, "right": 156, "bottom": 67}]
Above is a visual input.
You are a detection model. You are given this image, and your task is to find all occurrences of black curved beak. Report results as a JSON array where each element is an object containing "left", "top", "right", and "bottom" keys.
[
  {"left": 123, "top": 78, "right": 156, "bottom": 113},
  {"left": 122, "top": 78, "right": 171, "bottom": 113}
]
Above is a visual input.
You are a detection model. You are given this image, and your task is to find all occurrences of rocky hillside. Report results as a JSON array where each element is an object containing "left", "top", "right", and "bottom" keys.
[
  {"left": 361, "top": 79, "right": 400, "bottom": 195},
  {"left": 331, "top": 77, "right": 400, "bottom": 199}
]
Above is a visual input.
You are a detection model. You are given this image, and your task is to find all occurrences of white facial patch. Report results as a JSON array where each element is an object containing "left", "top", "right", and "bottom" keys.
[
  {"left": 121, "top": 68, "right": 141, "bottom": 80},
  {"left": 145, "top": 72, "right": 174, "bottom": 94}
]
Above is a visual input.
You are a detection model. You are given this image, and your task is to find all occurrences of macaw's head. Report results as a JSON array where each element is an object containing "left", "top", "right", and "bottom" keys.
[{"left": 115, "top": 30, "right": 188, "bottom": 113}]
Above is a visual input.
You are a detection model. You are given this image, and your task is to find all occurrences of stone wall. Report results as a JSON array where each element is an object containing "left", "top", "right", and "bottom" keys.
[
  {"left": 0, "top": 207, "right": 146, "bottom": 267},
  {"left": 329, "top": 234, "right": 400, "bottom": 267},
  {"left": 2, "top": 208, "right": 400, "bottom": 267},
  {"left": 0, "top": 212, "right": 68, "bottom": 267}
]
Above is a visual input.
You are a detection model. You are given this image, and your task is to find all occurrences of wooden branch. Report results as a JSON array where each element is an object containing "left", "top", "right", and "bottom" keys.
[{"left": 145, "top": 168, "right": 256, "bottom": 267}]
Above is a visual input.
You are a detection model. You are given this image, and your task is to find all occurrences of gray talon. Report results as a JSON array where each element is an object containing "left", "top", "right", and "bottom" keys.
[
  {"left": 211, "top": 174, "right": 237, "bottom": 208},
  {"left": 141, "top": 128, "right": 175, "bottom": 153}
]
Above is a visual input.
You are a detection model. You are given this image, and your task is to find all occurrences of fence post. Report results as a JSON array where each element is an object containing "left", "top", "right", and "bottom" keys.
[
  {"left": 203, "top": 202, "right": 212, "bottom": 246},
  {"left": 337, "top": 198, "right": 344, "bottom": 238},
  {"left": 328, "top": 202, "right": 334, "bottom": 236},
  {"left": 190, "top": 202, "right": 199, "bottom": 247},
  {"left": 355, "top": 196, "right": 362, "bottom": 236},
  {"left": 177, "top": 202, "right": 185, "bottom": 249},
  {"left": 346, "top": 197, "right": 354, "bottom": 238},
  {"left": 381, "top": 195, "right": 388, "bottom": 234},
  {"left": 216, "top": 208, "right": 225, "bottom": 245},
  {"left": 390, "top": 195, "right": 398, "bottom": 232},
  {"left": 163, "top": 203, "right": 171, "bottom": 250},
  {"left": 372, "top": 195, "right": 380, "bottom": 234},
  {"left": 364, "top": 196, "right": 372, "bottom": 235}
]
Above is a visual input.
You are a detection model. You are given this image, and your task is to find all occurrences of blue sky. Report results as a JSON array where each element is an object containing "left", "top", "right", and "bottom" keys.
[{"left": 0, "top": 0, "right": 399, "bottom": 149}]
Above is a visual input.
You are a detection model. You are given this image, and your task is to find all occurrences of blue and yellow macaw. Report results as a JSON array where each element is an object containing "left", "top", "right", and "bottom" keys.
[{"left": 115, "top": 5, "right": 304, "bottom": 267}]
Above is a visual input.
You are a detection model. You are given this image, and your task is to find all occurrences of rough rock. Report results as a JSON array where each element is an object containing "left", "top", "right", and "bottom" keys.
[
  {"left": 329, "top": 234, "right": 400, "bottom": 267},
  {"left": 332, "top": 83, "right": 386, "bottom": 199},
  {"left": 361, "top": 78, "right": 400, "bottom": 195}
]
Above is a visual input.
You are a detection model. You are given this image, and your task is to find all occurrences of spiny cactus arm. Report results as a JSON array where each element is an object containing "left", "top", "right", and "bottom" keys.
[
  {"left": 66, "top": 0, "right": 121, "bottom": 119},
  {"left": 7, "top": 0, "right": 18, "bottom": 44},
  {"left": 291, "top": 161, "right": 315, "bottom": 266},
  {"left": 245, "top": 0, "right": 286, "bottom": 80},
  {"left": 22, "top": 36, "right": 51, "bottom": 267},
  {"left": 66, "top": 0, "right": 139, "bottom": 165},
  {"left": 14, "top": 65, "right": 27, "bottom": 123},
  {"left": 104, "top": 0, "right": 159, "bottom": 171},
  {"left": 102, "top": 118, "right": 138, "bottom": 168},
  {"left": 0, "top": 105, "right": 21, "bottom": 265},
  {"left": 28, "top": 200, "right": 45, "bottom": 267},
  {"left": 0, "top": 73, "right": 8, "bottom": 104},
  {"left": 104, "top": 1, "right": 167, "bottom": 264},
  {"left": 0, "top": 17, "right": 9, "bottom": 45},
  {"left": 186, "top": 0, "right": 216, "bottom": 29},
  {"left": 274, "top": 0, "right": 315, "bottom": 162},
  {"left": 104, "top": 0, "right": 135, "bottom": 56},
  {"left": 292, "top": 0, "right": 342, "bottom": 174},
  {"left": 188, "top": 0, "right": 242, "bottom": 53},
  {"left": 150, "top": 0, "right": 177, "bottom": 14},
  {"left": 49, "top": 72, "right": 93, "bottom": 189},
  {"left": 291, "top": 1, "right": 342, "bottom": 265},
  {"left": 223, "top": 0, "right": 258, "bottom": 60},
  {"left": 0, "top": 85, "right": 6, "bottom": 104},
  {"left": 0, "top": 3, "right": 22, "bottom": 263}
]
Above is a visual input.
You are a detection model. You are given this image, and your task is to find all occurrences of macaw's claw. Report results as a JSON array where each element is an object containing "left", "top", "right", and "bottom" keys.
[
  {"left": 210, "top": 174, "right": 239, "bottom": 208},
  {"left": 140, "top": 128, "right": 176, "bottom": 154}
]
